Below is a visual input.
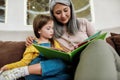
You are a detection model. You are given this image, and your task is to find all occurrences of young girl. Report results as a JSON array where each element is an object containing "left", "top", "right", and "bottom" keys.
[{"left": 0, "top": 14, "right": 69, "bottom": 80}]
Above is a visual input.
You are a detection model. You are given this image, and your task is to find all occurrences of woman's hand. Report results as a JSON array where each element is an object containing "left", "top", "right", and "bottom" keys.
[
  {"left": 50, "top": 47, "right": 68, "bottom": 53},
  {"left": 25, "top": 36, "right": 35, "bottom": 47}
]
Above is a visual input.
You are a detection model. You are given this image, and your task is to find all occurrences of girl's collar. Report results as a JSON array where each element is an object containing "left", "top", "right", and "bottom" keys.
[{"left": 34, "top": 38, "right": 50, "bottom": 44}]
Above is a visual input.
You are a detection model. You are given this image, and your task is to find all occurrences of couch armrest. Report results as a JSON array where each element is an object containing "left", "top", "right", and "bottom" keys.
[
  {"left": 106, "top": 32, "right": 120, "bottom": 56},
  {"left": 106, "top": 36, "right": 116, "bottom": 49},
  {"left": 0, "top": 41, "right": 26, "bottom": 67}
]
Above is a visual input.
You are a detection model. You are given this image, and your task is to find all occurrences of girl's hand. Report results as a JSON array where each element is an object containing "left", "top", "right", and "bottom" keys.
[
  {"left": 25, "top": 36, "right": 35, "bottom": 47},
  {"left": 0, "top": 65, "right": 9, "bottom": 71}
]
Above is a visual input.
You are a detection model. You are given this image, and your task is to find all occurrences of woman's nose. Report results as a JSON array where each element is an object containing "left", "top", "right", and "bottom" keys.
[{"left": 61, "top": 12, "right": 66, "bottom": 18}]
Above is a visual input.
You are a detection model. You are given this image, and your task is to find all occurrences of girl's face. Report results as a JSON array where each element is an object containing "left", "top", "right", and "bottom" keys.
[
  {"left": 38, "top": 20, "right": 54, "bottom": 39},
  {"left": 53, "top": 3, "right": 71, "bottom": 25}
]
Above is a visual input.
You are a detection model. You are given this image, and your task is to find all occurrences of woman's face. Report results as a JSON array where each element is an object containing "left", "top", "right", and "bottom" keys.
[{"left": 53, "top": 3, "right": 71, "bottom": 25}]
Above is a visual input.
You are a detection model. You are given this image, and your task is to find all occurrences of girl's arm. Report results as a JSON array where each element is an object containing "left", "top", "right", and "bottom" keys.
[{"left": 1, "top": 45, "right": 39, "bottom": 71}]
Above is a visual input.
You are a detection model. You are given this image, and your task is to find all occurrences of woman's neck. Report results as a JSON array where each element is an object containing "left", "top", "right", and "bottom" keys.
[{"left": 63, "top": 24, "right": 66, "bottom": 29}]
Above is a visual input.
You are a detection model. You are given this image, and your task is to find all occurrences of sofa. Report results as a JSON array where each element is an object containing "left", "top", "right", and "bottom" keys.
[
  {"left": 0, "top": 32, "right": 120, "bottom": 80},
  {"left": 0, "top": 41, "right": 26, "bottom": 80},
  {"left": 106, "top": 32, "right": 120, "bottom": 56}
]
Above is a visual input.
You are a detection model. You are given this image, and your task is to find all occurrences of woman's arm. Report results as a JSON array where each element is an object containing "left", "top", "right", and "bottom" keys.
[
  {"left": 77, "top": 18, "right": 96, "bottom": 36},
  {"left": 25, "top": 36, "right": 35, "bottom": 46}
]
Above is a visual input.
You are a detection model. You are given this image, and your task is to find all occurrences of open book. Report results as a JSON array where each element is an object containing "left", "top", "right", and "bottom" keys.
[{"left": 33, "top": 31, "right": 107, "bottom": 62}]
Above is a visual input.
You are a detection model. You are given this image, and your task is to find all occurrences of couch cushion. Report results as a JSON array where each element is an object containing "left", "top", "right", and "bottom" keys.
[
  {"left": 0, "top": 41, "right": 26, "bottom": 67},
  {"left": 106, "top": 33, "right": 120, "bottom": 56},
  {"left": 106, "top": 36, "right": 116, "bottom": 49},
  {"left": 110, "top": 33, "right": 120, "bottom": 56}
]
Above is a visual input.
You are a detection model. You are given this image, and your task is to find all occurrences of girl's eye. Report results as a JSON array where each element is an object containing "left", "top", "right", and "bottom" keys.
[
  {"left": 46, "top": 27, "right": 51, "bottom": 30},
  {"left": 47, "top": 28, "right": 50, "bottom": 30}
]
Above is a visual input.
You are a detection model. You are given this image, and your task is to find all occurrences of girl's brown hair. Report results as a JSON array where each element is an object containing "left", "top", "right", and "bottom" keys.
[{"left": 33, "top": 14, "right": 54, "bottom": 46}]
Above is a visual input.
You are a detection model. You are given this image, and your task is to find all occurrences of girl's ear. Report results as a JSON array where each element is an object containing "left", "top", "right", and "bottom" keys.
[
  {"left": 38, "top": 31, "right": 41, "bottom": 33},
  {"left": 38, "top": 29, "right": 41, "bottom": 34}
]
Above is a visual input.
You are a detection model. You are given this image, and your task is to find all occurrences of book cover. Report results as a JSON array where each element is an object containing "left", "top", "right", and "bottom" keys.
[{"left": 33, "top": 31, "right": 107, "bottom": 62}]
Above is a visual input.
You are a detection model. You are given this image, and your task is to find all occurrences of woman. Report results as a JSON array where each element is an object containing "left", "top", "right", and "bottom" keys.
[
  {"left": 25, "top": 0, "right": 120, "bottom": 80},
  {"left": 26, "top": 0, "right": 96, "bottom": 79}
]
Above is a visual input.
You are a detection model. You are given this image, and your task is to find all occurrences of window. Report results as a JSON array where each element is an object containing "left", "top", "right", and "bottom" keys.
[
  {"left": 0, "top": 0, "right": 6, "bottom": 23},
  {"left": 26, "top": 0, "right": 93, "bottom": 25},
  {"left": 73, "top": 0, "right": 92, "bottom": 22}
]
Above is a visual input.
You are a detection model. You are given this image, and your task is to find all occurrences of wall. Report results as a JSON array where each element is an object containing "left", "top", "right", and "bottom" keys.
[
  {"left": 0, "top": 0, "right": 32, "bottom": 31},
  {"left": 93, "top": 0, "right": 120, "bottom": 30},
  {"left": 0, "top": 0, "right": 120, "bottom": 41}
]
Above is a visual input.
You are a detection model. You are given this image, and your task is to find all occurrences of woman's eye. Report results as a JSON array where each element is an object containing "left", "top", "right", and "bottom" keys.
[
  {"left": 64, "top": 8, "right": 68, "bottom": 12},
  {"left": 56, "top": 11, "right": 61, "bottom": 14}
]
